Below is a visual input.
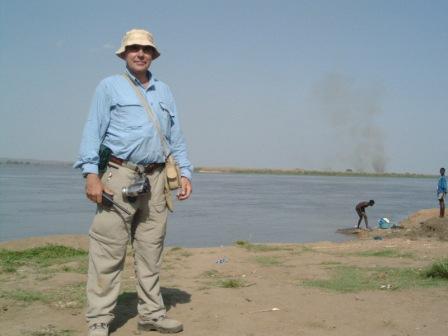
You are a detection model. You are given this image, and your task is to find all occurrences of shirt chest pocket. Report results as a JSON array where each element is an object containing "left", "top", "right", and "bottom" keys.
[{"left": 114, "top": 98, "right": 148, "bottom": 129}]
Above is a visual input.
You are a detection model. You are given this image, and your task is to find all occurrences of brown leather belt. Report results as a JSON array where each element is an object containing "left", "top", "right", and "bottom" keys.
[{"left": 109, "top": 155, "right": 165, "bottom": 174}]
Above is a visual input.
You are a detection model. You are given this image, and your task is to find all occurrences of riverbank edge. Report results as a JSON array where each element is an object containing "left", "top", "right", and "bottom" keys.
[{"left": 0, "top": 208, "right": 444, "bottom": 251}]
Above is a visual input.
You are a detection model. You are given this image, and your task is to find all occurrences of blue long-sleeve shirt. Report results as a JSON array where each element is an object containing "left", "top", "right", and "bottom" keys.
[
  {"left": 74, "top": 70, "right": 193, "bottom": 180},
  {"left": 437, "top": 176, "right": 447, "bottom": 194}
]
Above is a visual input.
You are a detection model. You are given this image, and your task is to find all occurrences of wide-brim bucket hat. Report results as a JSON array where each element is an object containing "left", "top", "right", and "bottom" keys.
[{"left": 115, "top": 29, "right": 161, "bottom": 59}]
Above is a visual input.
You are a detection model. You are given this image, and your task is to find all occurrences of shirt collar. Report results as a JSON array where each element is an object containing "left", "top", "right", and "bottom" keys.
[{"left": 125, "top": 68, "right": 157, "bottom": 90}]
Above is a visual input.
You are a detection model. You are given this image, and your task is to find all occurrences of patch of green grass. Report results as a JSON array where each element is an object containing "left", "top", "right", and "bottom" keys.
[
  {"left": 254, "top": 256, "right": 283, "bottom": 267},
  {"left": 217, "top": 278, "right": 246, "bottom": 288},
  {"left": 425, "top": 258, "right": 448, "bottom": 279},
  {"left": 0, "top": 289, "right": 53, "bottom": 303},
  {"left": 52, "top": 282, "right": 86, "bottom": 308},
  {"left": 3, "top": 266, "right": 17, "bottom": 273},
  {"left": 170, "top": 247, "right": 182, "bottom": 252},
  {"left": 354, "top": 249, "right": 415, "bottom": 259},
  {"left": 302, "top": 265, "right": 447, "bottom": 293},
  {"left": 234, "top": 240, "right": 291, "bottom": 252},
  {"left": 0, "top": 282, "right": 86, "bottom": 308},
  {"left": 0, "top": 245, "right": 88, "bottom": 273},
  {"left": 199, "top": 270, "right": 247, "bottom": 289}
]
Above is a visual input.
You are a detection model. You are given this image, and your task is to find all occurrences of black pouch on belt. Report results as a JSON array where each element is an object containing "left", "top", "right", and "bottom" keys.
[{"left": 98, "top": 144, "right": 112, "bottom": 174}]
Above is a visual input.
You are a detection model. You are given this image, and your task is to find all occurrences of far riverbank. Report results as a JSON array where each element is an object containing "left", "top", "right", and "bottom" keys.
[
  {"left": 0, "top": 158, "right": 435, "bottom": 178},
  {"left": 195, "top": 166, "right": 435, "bottom": 178}
]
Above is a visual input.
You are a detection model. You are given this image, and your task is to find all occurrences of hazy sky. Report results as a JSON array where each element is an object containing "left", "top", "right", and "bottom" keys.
[{"left": 0, "top": 0, "right": 446, "bottom": 174}]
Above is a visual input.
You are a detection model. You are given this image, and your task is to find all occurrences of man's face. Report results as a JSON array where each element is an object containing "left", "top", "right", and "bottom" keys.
[{"left": 123, "top": 44, "right": 154, "bottom": 75}]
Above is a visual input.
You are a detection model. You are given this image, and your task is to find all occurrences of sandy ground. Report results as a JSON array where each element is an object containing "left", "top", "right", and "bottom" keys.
[{"left": 1, "top": 209, "right": 448, "bottom": 336}]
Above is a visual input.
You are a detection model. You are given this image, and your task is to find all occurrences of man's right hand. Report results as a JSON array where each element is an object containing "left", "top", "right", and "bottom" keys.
[{"left": 85, "top": 173, "right": 111, "bottom": 203}]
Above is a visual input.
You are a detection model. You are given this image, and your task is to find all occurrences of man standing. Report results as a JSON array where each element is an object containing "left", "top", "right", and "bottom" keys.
[
  {"left": 437, "top": 167, "right": 447, "bottom": 218},
  {"left": 355, "top": 200, "right": 375, "bottom": 229},
  {"left": 74, "top": 29, "right": 192, "bottom": 335}
]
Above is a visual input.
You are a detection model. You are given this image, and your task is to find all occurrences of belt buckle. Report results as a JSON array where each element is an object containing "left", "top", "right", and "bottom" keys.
[{"left": 121, "top": 161, "right": 142, "bottom": 174}]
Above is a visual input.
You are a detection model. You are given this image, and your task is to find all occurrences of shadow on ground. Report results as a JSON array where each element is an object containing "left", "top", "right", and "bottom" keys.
[{"left": 110, "top": 287, "right": 191, "bottom": 332}]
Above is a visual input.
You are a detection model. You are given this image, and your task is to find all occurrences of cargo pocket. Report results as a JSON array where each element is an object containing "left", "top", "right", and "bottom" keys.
[
  {"left": 100, "top": 165, "right": 138, "bottom": 217},
  {"left": 102, "top": 165, "right": 134, "bottom": 194}
]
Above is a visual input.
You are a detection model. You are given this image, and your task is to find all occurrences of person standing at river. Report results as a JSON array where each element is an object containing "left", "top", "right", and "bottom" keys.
[
  {"left": 437, "top": 167, "right": 447, "bottom": 218},
  {"left": 74, "top": 29, "right": 193, "bottom": 335}
]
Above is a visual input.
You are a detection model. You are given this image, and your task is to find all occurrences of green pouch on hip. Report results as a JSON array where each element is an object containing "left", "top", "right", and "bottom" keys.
[{"left": 98, "top": 144, "right": 112, "bottom": 174}]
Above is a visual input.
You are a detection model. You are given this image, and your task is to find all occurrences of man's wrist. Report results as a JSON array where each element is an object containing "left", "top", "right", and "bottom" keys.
[{"left": 81, "top": 163, "right": 99, "bottom": 176}]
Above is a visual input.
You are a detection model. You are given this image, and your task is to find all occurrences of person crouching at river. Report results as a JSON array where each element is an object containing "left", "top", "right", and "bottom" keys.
[{"left": 355, "top": 200, "right": 375, "bottom": 230}]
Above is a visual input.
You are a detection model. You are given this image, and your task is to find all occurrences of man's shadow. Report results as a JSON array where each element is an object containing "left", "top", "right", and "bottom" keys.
[{"left": 110, "top": 287, "right": 191, "bottom": 332}]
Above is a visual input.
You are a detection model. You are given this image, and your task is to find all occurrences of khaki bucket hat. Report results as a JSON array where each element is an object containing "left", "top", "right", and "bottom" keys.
[{"left": 115, "top": 29, "right": 160, "bottom": 59}]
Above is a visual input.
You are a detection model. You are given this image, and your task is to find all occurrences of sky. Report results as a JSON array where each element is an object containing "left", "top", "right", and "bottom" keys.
[{"left": 0, "top": 0, "right": 447, "bottom": 174}]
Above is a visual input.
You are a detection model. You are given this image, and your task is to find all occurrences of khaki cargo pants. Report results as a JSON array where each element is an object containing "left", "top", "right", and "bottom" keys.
[{"left": 86, "top": 162, "right": 172, "bottom": 326}]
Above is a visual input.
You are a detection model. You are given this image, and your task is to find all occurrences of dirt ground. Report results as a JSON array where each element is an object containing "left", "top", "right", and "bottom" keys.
[{"left": 1, "top": 209, "right": 448, "bottom": 336}]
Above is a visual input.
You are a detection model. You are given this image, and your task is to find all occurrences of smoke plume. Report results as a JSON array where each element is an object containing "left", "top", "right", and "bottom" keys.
[{"left": 312, "top": 73, "right": 388, "bottom": 173}]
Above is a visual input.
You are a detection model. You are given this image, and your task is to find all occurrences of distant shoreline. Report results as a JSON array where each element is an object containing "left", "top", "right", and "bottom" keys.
[
  {"left": 0, "top": 158, "right": 72, "bottom": 166},
  {"left": 194, "top": 166, "right": 435, "bottom": 179},
  {"left": 0, "top": 159, "right": 435, "bottom": 178}
]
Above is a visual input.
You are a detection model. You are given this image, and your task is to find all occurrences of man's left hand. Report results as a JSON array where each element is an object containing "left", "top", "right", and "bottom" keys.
[{"left": 177, "top": 176, "right": 192, "bottom": 200}]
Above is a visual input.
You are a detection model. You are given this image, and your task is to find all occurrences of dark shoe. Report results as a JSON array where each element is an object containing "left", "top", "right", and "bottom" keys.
[
  {"left": 138, "top": 315, "right": 183, "bottom": 333},
  {"left": 88, "top": 323, "right": 109, "bottom": 336}
]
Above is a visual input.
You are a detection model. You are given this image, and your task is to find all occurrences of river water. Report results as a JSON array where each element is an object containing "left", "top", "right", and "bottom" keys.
[{"left": 0, "top": 164, "right": 437, "bottom": 247}]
